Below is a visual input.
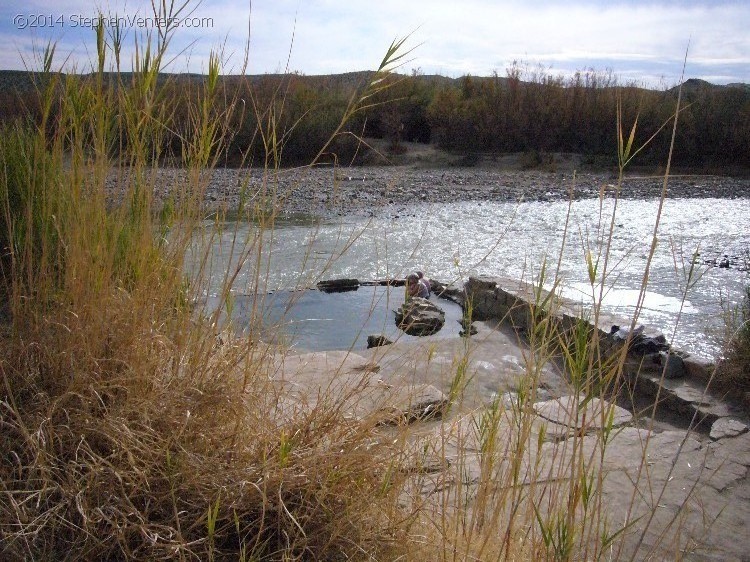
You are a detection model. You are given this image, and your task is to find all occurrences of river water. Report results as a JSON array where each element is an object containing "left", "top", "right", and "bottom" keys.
[{"left": 191, "top": 197, "right": 749, "bottom": 358}]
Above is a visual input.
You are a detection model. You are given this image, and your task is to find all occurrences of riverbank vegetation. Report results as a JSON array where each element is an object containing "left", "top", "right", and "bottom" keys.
[
  {"left": 1, "top": 60, "right": 749, "bottom": 171},
  {"left": 1, "top": 4, "right": 740, "bottom": 560},
  {"left": 717, "top": 286, "right": 750, "bottom": 404}
]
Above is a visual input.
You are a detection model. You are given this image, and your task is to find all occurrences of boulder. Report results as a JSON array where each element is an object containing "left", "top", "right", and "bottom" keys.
[
  {"left": 658, "top": 351, "right": 687, "bottom": 379},
  {"left": 428, "top": 278, "right": 448, "bottom": 295},
  {"left": 682, "top": 354, "right": 715, "bottom": 383},
  {"left": 395, "top": 297, "right": 445, "bottom": 336},
  {"left": 465, "top": 276, "right": 498, "bottom": 291},
  {"left": 611, "top": 324, "right": 669, "bottom": 354},
  {"left": 458, "top": 318, "right": 478, "bottom": 337},
  {"left": 367, "top": 334, "right": 393, "bottom": 348}
]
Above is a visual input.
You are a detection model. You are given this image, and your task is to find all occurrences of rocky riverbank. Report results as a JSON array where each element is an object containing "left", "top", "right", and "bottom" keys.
[
  {"left": 270, "top": 273, "right": 750, "bottom": 560},
  {"left": 110, "top": 164, "right": 750, "bottom": 218},
  {"left": 271, "top": 273, "right": 750, "bottom": 560}
]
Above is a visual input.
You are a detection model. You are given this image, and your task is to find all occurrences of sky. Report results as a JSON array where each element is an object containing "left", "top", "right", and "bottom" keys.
[{"left": 0, "top": 0, "right": 747, "bottom": 88}]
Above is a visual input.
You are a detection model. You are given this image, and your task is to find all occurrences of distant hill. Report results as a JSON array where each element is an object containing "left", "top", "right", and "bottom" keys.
[
  {"left": 0, "top": 69, "right": 377, "bottom": 96},
  {"left": 0, "top": 70, "right": 37, "bottom": 92},
  {"left": 668, "top": 77, "right": 750, "bottom": 95},
  {"left": 2, "top": 68, "right": 743, "bottom": 96}
]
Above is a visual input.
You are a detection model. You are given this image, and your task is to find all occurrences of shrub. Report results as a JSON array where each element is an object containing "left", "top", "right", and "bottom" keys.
[{"left": 716, "top": 285, "right": 750, "bottom": 402}]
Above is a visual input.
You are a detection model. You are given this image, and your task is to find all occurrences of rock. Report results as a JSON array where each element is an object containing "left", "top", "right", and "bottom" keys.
[
  {"left": 316, "top": 278, "right": 360, "bottom": 293},
  {"left": 611, "top": 324, "right": 669, "bottom": 354},
  {"left": 458, "top": 316, "right": 473, "bottom": 329},
  {"left": 533, "top": 395, "right": 633, "bottom": 430},
  {"left": 435, "top": 282, "right": 464, "bottom": 304},
  {"left": 658, "top": 351, "right": 687, "bottom": 379},
  {"left": 367, "top": 334, "right": 393, "bottom": 348},
  {"left": 710, "top": 417, "right": 749, "bottom": 440},
  {"left": 459, "top": 319, "right": 478, "bottom": 337},
  {"left": 465, "top": 276, "right": 498, "bottom": 291},
  {"left": 682, "top": 355, "right": 715, "bottom": 383},
  {"left": 611, "top": 324, "right": 644, "bottom": 341},
  {"left": 395, "top": 297, "right": 445, "bottom": 336},
  {"left": 428, "top": 278, "right": 448, "bottom": 295},
  {"left": 378, "top": 384, "right": 449, "bottom": 425},
  {"left": 497, "top": 391, "right": 519, "bottom": 409}
]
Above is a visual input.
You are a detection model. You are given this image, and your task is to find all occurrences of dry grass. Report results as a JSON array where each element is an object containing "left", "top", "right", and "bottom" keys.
[
  {"left": 715, "top": 286, "right": 750, "bottom": 402},
  {"left": 0, "top": 6, "right": 421, "bottom": 560}
]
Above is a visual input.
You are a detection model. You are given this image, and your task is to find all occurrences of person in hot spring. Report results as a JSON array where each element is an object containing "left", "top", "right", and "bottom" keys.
[{"left": 406, "top": 272, "right": 430, "bottom": 299}]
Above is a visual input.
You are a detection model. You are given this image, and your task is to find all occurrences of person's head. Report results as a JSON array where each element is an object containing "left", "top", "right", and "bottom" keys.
[
  {"left": 416, "top": 270, "right": 424, "bottom": 279},
  {"left": 406, "top": 273, "right": 418, "bottom": 285}
]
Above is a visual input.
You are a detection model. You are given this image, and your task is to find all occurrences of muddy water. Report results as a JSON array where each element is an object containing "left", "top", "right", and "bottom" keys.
[{"left": 191, "top": 197, "right": 749, "bottom": 357}]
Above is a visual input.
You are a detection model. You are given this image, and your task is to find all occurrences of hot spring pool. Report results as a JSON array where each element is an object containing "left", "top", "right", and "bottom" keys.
[{"left": 216, "top": 284, "right": 465, "bottom": 351}]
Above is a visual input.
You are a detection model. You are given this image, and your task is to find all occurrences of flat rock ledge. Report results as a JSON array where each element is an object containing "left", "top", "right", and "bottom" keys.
[
  {"left": 270, "top": 350, "right": 449, "bottom": 424},
  {"left": 262, "top": 342, "right": 750, "bottom": 561},
  {"left": 710, "top": 417, "right": 749, "bottom": 440},
  {"left": 464, "top": 275, "right": 750, "bottom": 433},
  {"left": 377, "top": 384, "right": 449, "bottom": 425},
  {"left": 533, "top": 395, "right": 633, "bottom": 431}
]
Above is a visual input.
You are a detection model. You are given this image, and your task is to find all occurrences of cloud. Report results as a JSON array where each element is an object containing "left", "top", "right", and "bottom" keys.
[{"left": 1, "top": 0, "right": 747, "bottom": 85}]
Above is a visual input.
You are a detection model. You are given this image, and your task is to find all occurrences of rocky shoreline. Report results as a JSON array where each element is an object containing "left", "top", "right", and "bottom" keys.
[
  {"left": 272, "top": 273, "right": 750, "bottom": 560},
  {"left": 114, "top": 165, "right": 750, "bottom": 218}
]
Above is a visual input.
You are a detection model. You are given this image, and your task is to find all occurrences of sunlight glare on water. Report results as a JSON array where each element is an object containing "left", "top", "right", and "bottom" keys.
[{"left": 193, "top": 197, "right": 750, "bottom": 358}]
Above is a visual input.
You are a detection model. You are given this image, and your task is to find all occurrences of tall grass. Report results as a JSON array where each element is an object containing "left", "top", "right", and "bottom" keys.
[
  {"left": 393, "top": 73, "right": 708, "bottom": 561},
  {"left": 1, "top": 4, "right": 723, "bottom": 560},
  {"left": 0, "top": 5, "right": 416, "bottom": 560},
  {"left": 716, "top": 286, "right": 750, "bottom": 400}
]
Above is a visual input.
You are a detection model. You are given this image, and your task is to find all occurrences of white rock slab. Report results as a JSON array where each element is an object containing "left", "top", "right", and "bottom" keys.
[
  {"left": 710, "top": 417, "right": 749, "bottom": 440},
  {"left": 533, "top": 395, "right": 633, "bottom": 430}
]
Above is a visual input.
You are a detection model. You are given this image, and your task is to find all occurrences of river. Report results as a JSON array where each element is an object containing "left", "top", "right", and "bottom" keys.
[{"left": 190, "top": 197, "right": 750, "bottom": 358}]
